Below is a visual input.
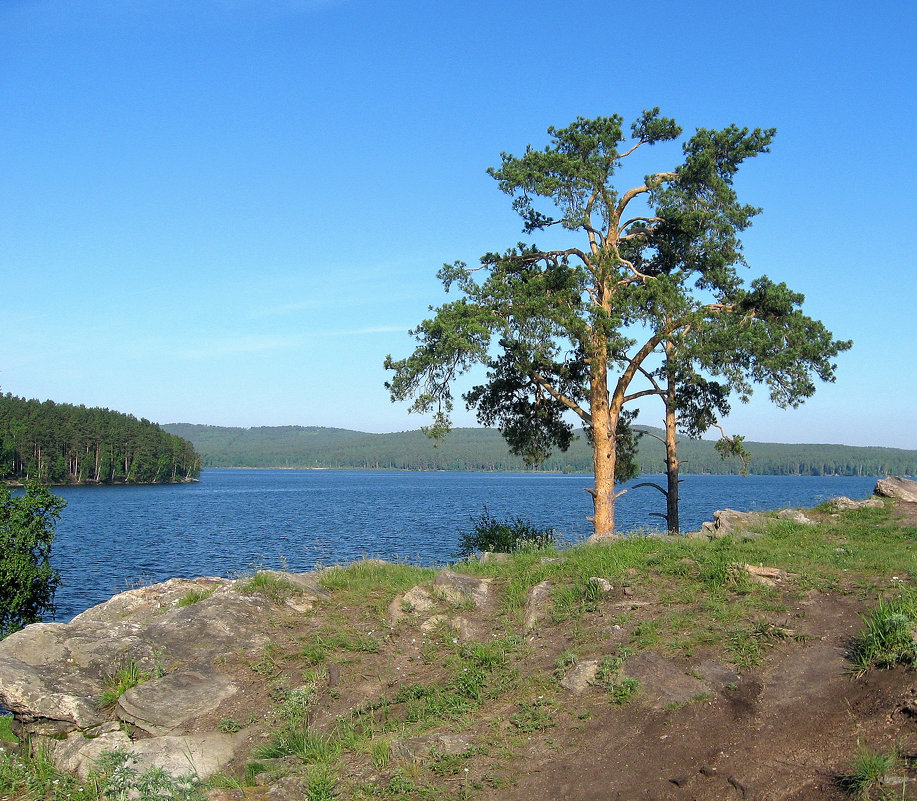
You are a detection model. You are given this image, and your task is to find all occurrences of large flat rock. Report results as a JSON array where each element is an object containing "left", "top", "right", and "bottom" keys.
[
  {"left": 117, "top": 667, "right": 238, "bottom": 735},
  {"left": 876, "top": 476, "right": 917, "bottom": 503}
]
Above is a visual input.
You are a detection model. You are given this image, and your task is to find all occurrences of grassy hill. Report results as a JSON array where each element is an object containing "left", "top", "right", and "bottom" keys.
[{"left": 162, "top": 423, "right": 917, "bottom": 476}]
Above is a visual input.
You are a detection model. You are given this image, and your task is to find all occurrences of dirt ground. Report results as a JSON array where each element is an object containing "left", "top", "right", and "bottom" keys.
[{"left": 471, "top": 502, "right": 917, "bottom": 801}]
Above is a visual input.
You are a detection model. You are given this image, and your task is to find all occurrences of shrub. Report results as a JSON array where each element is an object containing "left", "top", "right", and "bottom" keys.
[
  {"left": 455, "top": 508, "right": 555, "bottom": 558},
  {"left": 0, "top": 481, "right": 65, "bottom": 638}
]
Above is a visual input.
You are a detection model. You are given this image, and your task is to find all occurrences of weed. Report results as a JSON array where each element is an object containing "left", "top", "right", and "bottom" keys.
[
  {"left": 236, "top": 572, "right": 297, "bottom": 604},
  {"left": 850, "top": 591, "right": 917, "bottom": 675},
  {"left": 836, "top": 745, "right": 898, "bottom": 799},
  {"left": 98, "top": 661, "right": 149, "bottom": 708},
  {"left": 304, "top": 764, "right": 337, "bottom": 801},
  {"left": 511, "top": 699, "right": 556, "bottom": 732},
  {"left": 370, "top": 738, "right": 391, "bottom": 769},
  {"left": 175, "top": 588, "right": 213, "bottom": 607},
  {"left": 217, "top": 718, "right": 243, "bottom": 733}
]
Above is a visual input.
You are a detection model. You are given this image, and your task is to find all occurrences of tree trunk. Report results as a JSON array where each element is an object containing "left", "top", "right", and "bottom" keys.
[
  {"left": 664, "top": 363, "right": 680, "bottom": 533},
  {"left": 587, "top": 346, "right": 617, "bottom": 540}
]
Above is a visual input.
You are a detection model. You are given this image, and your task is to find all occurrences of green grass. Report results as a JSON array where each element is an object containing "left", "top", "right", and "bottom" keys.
[
  {"left": 0, "top": 715, "right": 16, "bottom": 743},
  {"left": 837, "top": 746, "right": 899, "bottom": 799},
  {"left": 175, "top": 587, "right": 214, "bottom": 607},
  {"left": 236, "top": 571, "right": 299, "bottom": 603},
  {"left": 98, "top": 661, "right": 150, "bottom": 708},
  {"left": 849, "top": 589, "right": 917, "bottom": 675}
]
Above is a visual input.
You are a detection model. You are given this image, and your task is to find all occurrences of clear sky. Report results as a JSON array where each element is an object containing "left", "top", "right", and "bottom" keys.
[{"left": 2, "top": 0, "right": 915, "bottom": 448}]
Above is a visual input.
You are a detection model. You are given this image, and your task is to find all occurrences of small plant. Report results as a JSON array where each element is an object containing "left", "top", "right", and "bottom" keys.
[
  {"left": 175, "top": 588, "right": 213, "bottom": 608},
  {"left": 596, "top": 652, "right": 639, "bottom": 704},
  {"left": 455, "top": 508, "right": 555, "bottom": 558},
  {"left": 95, "top": 749, "right": 206, "bottom": 801},
  {"left": 237, "top": 572, "right": 297, "bottom": 604},
  {"left": 836, "top": 746, "right": 898, "bottom": 799},
  {"left": 370, "top": 738, "right": 391, "bottom": 769},
  {"left": 850, "top": 592, "right": 917, "bottom": 675},
  {"left": 511, "top": 699, "right": 556, "bottom": 732},
  {"left": 98, "top": 661, "right": 150, "bottom": 708},
  {"left": 303, "top": 764, "right": 337, "bottom": 801},
  {"left": 217, "top": 718, "right": 243, "bottom": 733}
]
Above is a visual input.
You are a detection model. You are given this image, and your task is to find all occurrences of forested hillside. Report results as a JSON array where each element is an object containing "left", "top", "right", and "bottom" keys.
[
  {"left": 1, "top": 393, "right": 201, "bottom": 484},
  {"left": 163, "top": 423, "right": 917, "bottom": 477}
]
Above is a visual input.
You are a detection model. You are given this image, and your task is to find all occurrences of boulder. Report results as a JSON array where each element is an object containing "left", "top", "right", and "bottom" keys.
[
  {"left": 738, "top": 563, "right": 788, "bottom": 587},
  {"left": 876, "top": 477, "right": 917, "bottom": 503},
  {"left": 523, "top": 581, "right": 553, "bottom": 632},
  {"left": 0, "top": 574, "right": 294, "bottom": 779},
  {"left": 826, "top": 496, "right": 884, "bottom": 512},
  {"left": 391, "top": 733, "right": 472, "bottom": 762},
  {"left": 432, "top": 570, "right": 492, "bottom": 608},
  {"left": 622, "top": 651, "right": 711, "bottom": 708},
  {"left": 775, "top": 509, "right": 817, "bottom": 525},
  {"left": 560, "top": 660, "right": 600, "bottom": 693},
  {"left": 387, "top": 585, "right": 436, "bottom": 624},
  {"left": 117, "top": 667, "right": 238, "bottom": 736},
  {"left": 692, "top": 509, "right": 768, "bottom": 539}
]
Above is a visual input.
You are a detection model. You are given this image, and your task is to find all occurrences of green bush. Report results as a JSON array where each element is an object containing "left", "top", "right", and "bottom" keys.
[
  {"left": 0, "top": 480, "right": 65, "bottom": 638},
  {"left": 455, "top": 509, "right": 555, "bottom": 558}
]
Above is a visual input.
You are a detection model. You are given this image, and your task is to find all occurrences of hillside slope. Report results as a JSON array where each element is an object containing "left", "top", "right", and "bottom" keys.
[{"left": 164, "top": 423, "right": 917, "bottom": 476}]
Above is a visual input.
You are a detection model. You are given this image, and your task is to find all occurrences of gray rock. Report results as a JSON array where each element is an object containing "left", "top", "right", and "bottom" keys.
[
  {"left": 691, "top": 509, "right": 768, "bottom": 539},
  {"left": 128, "top": 731, "right": 243, "bottom": 778},
  {"left": 827, "top": 496, "right": 884, "bottom": 511},
  {"left": 47, "top": 729, "right": 134, "bottom": 778},
  {"left": 478, "top": 551, "right": 511, "bottom": 563},
  {"left": 776, "top": 509, "right": 817, "bottom": 525},
  {"left": 0, "top": 578, "right": 273, "bottom": 739},
  {"left": 623, "top": 651, "right": 710, "bottom": 708},
  {"left": 388, "top": 585, "right": 436, "bottom": 624},
  {"left": 432, "top": 570, "right": 492, "bottom": 608},
  {"left": 588, "top": 577, "right": 614, "bottom": 593},
  {"left": 391, "top": 733, "right": 472, "bottom": 761},
  {"left": 523, "top": 581, "right": 553, "bottom": 632},
  {"left": 256, "top": 570, "right": 331, "bottom": 601},
  {"left": 876, "top": 477, "right": 917, "bottom": 503},
  {"left": 560, "top": 660, "right": 599, "bottom": 693},
  {"left": 117, "top": 667, "right": 238, "bottom": 736}
]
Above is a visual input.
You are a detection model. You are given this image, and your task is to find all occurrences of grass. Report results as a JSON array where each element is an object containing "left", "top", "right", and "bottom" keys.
[
  {"left": 97, "top": 660, "right": 150, "bottom": 708},
  {"left": 849, "top": 589, "right": 917, "bottom": 675},
  {"left": 236, "top": 571, "right": 299, "bottom": 603},
  {"left": 836, "top": 746, "right": 900, "bottom": 799},
  {"left": 0, "top": 715, "right": 16, "bottom": 743},
  {"left": 175, "top": 587, "right": 214, "bottom": 607}
]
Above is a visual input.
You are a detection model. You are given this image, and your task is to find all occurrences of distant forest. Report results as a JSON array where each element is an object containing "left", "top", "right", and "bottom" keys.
[
  {"left": 162, "top": 424, "right": 917, "bottom": 477},
  {"left": 1, "top": 394, "right": 201, "bottom": 484}
]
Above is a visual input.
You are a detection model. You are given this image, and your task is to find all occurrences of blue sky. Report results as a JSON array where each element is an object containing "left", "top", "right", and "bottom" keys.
[{"left": 2, "top": 0, "right": 914, "bottom": 448}]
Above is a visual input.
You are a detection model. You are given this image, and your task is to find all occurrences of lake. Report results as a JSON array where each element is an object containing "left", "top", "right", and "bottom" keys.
[{"left": 49, "top": 469, "right": 879, "bottom": 622}]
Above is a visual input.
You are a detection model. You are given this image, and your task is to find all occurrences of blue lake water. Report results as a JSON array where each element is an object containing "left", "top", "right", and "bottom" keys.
[{"left": 48, "top": 469, "right": 879, "bottom": 622}]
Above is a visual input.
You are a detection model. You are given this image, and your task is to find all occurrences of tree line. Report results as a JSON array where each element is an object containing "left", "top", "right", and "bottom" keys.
[
  {"left": 0, "top": 392, "right": 201, "bottom": 484},
  {"left": 162, "top": 423, "right": 917, "bottom": 477}
]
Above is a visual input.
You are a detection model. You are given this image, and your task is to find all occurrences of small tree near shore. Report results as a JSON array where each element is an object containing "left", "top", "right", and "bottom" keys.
[{"left": 0, "top": 480, "right": 65, "bottom": 637}]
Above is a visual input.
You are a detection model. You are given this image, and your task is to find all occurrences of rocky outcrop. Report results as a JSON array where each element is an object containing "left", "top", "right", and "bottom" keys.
[
  {"left": 875, "top": 476, "right": 917, "bottom": 503},
  {"left": 692, "top": 509, "right": 771, "bottom": 539},
  {"left": 825, "top": 496, "right": 884, "bottom": 512},
  {"left": 0, "top": 571, "right": 323, "bottom": 780}
]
